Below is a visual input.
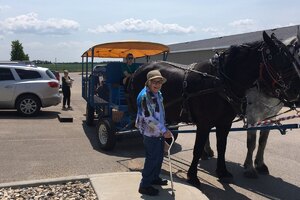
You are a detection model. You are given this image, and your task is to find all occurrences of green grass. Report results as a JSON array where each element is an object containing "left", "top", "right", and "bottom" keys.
[{"left": 39, "top": 63, "right": 83, "bottom": 72}]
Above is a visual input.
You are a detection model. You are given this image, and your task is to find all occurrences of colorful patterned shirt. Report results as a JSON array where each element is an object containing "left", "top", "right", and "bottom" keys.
[{"left": 135, "top": 86, "right": 167, "bottom": 137}]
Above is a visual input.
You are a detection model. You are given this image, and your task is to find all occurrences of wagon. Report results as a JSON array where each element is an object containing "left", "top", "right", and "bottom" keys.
[{"left": 81, "top": 41, "right": 169, "bottom": 150}]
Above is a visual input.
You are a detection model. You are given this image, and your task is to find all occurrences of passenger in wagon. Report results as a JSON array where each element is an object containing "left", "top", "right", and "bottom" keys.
[
  {"left": 121, "top": 53, "right": 139, "bottom": 85},
  {"left": 136, "top": 70, "right": 173, "bottom": 196}
]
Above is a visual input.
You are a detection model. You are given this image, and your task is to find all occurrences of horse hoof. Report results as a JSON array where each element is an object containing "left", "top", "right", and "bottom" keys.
[
  {"left": 200, "top": 152, "right": 209, "bottom": 160},
  {"left": 207, "top": 148, "right": 214, "bottom": 157},
  {"left": 255, "top": 164, "right": 269, "bottom": 175},
  {"left": 216, "top": 169, "right": 233, "bottom": 182},
  {"left": 187, "top": 177, "right": 201, "bottom": 188},
  {"left": 219, "top": 176, "right": 233, "bottom": 183},
  {"left": 200, "top": 149, "right": 214, "bottom": 160},
  {"left": 244, "top": 169, "right": 258, "bottom": 179}
]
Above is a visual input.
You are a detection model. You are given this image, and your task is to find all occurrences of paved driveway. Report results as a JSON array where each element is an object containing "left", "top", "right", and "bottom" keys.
[{"left": 0, "top": 72, "right": 299, "bottom": 199}]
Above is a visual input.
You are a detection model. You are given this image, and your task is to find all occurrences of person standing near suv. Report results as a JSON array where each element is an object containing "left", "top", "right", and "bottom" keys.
[{"left": 62, "top": 70, "right": 73, "bottom": 110}]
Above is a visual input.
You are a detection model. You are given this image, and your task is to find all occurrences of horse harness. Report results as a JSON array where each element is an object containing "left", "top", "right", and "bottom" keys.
[
  {"left": 161, "top": 60, "right": 246, "bottom": 122},
  {"left": 258, "top": 45, "right": 299, "bottom": 104}
]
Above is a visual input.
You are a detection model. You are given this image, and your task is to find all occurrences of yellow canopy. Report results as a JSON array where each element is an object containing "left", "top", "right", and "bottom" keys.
[{"left": 81, "top": 41, "right": 169, "bottom": 58}]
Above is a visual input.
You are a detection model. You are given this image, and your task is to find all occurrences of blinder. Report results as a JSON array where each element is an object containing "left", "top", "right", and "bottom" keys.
[{"left": 260, "top": 37, "right": 300, "bottom": 103}]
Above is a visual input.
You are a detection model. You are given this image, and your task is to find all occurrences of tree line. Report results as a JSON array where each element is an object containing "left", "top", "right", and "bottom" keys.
[{"left": 10, "top": 40, "right": 78, "bottom": 64}]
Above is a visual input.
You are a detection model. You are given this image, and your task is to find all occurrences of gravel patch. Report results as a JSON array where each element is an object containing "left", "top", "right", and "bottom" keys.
[{"left": 0, "top": 180, "right": 98, "bottom": 199}]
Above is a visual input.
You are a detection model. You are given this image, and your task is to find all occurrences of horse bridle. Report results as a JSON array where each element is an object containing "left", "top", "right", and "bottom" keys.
[{"left": 259, "top": 43, "right": 299, "bottom": 103}]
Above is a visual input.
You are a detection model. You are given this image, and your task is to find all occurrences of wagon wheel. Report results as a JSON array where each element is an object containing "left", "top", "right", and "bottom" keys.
[
  {"left": 165, "top": 128, "right": 178, "bottom": 145},
  {"left": 85, "top": 103, "right": 95, "bottom": 126},
  {"left": 96, "top": 119, "right": 116, "bottom": 150}
]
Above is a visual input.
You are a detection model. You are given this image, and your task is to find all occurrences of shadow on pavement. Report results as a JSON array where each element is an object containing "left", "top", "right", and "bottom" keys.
[
  {"left": 0, "top": 110, "right": 60, "bottom": 120},
  {"left": 198, "top": 158, "right": 300, "bottom": 200},
  {"left": 157, "top": 154, "right": 299, "bottom": 200},
  {"left": 81, "top": 119, "right": 183, "bottom": 157}
]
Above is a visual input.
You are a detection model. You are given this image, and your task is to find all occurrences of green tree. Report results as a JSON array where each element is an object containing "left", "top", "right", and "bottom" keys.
[{"left": 10, "top": 40, "right": 30, "bottom": 61}]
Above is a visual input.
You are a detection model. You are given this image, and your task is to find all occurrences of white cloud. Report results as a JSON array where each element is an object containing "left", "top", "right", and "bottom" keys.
[
  {"left": 227, "top": 19, "right": 257, "bottom": 34},
  {"left": 88, "top": 18, "right": 196, "bottom": 34},
  {"left": 229, "top": 19, "right": 255, "bottom": 27},
  {"left": 0, "top": 12, "right": 80, "bottom": 35},
  {"left": 201, "top": 27, "right": 227, "bottom": 37}
]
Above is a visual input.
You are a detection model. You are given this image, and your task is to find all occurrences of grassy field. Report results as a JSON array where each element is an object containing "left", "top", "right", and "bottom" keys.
[{"left": 39, "top": 63, "right": 83, "bottom": 72}]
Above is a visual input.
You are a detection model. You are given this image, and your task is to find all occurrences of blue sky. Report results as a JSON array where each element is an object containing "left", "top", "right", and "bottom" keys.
[{"left": 0, "top": 0, "right": 299, "bottom": 62}]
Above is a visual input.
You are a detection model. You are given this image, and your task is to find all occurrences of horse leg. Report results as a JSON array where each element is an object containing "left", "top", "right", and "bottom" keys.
[
  {"left": 255, "top": 130, "right": 270, "bottom": 174},
  {"left": 215, "top": 124, "right": 233, "bottom": 183},
  {"left": 201, "top": 137, "right": 215, "bottom": 160},
  {"left": 187, "top": 125, "right": 210, "bottom": 187},
  {"left": 243, "top": 130, "right": 258, "bottom": 178}
]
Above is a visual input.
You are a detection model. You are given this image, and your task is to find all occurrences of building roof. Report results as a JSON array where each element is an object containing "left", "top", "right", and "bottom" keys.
[{"left": 168, "top": 25, "right": 299, "bottom": 53}]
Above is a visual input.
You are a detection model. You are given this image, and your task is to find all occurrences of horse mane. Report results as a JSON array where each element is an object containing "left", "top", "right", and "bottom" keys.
[
  {"left": 223, "top": 41, "right": 263, "bottom": 67},
  {"left": 218, "top": 41, "right": 264, "bottom": 80}
]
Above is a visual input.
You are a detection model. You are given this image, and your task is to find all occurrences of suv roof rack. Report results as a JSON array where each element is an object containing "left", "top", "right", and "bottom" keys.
[{"left": 0, "top": 61, "right": 36, "bottom": 67}]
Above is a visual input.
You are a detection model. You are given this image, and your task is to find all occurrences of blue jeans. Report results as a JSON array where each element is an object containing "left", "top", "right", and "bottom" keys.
[{"left": 140, "top": 135, "right": 165, "bottom": 188}]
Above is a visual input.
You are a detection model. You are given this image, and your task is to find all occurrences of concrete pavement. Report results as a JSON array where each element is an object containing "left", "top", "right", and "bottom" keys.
[
  {"left": 90, "top": 172, "right": 208, "bottom": 200},
  {"left": 0, "top": 172, "right": 208, "bottom": 200}
]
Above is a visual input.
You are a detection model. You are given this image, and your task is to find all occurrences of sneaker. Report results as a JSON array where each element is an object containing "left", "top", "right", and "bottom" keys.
[
  {"left": 62, "top": 106, "right": 67, "bottom": 110},
  {"left": 138, "top": 186, "right": 159, "bottom": 196},
  {"left": 67, "top": 106, "right": 73, "bottom": 110},
  {"left": 151, "top": 178, "right": 168, "bottom": 185}
]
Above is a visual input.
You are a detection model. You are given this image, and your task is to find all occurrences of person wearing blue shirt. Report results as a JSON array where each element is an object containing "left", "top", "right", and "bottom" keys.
[{"left": 136, "top": 70, "right": 173, "bottom": 196}]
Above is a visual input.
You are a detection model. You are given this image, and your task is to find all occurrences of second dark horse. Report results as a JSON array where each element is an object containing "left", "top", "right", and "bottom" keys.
[{"left": 128, "top": 31, "right": 300, "bottom": 187}]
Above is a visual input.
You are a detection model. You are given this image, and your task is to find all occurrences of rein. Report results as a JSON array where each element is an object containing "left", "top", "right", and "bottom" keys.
[
  {"left": 164, "top": 87, "right": 223, "bottom": 109},
  {"left": 261, "top": 48, "right": 288, "bottom": 90},
  {"left": 161, "top": 61, "right": 220, "bottom": 80},
  {"left": 160, "top": 61, "right": 221, "bottom": 122},
  {"left": 247, "top": 108, "right": 300, "bottom": 135}
]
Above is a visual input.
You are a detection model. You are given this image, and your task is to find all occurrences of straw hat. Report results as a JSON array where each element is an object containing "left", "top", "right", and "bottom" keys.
[{"left": 145, "top": 70, "right": 167, "bottom": 85}]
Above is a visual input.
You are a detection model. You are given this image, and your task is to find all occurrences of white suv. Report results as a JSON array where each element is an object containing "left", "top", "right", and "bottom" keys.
[{"left": 0, "top": 64, "right": 61, "bottom": 116}]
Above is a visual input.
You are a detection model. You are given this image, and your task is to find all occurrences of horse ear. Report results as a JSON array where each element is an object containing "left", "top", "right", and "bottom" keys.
[
  {"left": 263, "top": 31, "right": 278, "bottom": 53},
  {"left": 271, "top": 33, "right": 276, "bottom": 39}
]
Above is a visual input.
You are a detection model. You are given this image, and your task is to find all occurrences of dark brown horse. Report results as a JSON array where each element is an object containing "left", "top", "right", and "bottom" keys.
[{"left": 128, "top": 31, "right": 300, "bottom": 187}]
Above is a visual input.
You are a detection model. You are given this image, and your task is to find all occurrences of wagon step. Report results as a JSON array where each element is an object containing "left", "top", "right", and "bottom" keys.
[{"left": 57, "top": 113, "right": 73, "bottom": 123}]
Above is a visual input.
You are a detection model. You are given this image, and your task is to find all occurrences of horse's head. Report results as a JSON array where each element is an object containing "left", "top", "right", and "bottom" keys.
[{"left": 261, "top": 31, "right": 300, "bottom": 103}]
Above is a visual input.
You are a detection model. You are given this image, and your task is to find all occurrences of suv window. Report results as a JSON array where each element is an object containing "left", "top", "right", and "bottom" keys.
[
  {"left": 46, "top": 70, "right": 57, "bottom": 80},
  {"left": 16, "top": 69, "right": 41, "bottom": 80},
  {"left": 0, "top": 68, "right": 14, "bottom": 81}
]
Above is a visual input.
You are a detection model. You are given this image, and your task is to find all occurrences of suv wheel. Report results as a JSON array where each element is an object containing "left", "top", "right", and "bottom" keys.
[{"left": 16, "top": 95, "right": 41, "bottom": 116}]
